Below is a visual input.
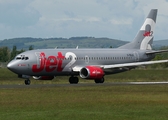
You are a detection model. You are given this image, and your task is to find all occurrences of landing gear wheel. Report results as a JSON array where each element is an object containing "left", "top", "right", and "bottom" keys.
[
  {"left": 25, "top": 79, "right": 31, "bottom": 85},
  {"left": 69, "top": 77, "right": 79, "bottom": 84},
  {"left": 95, "top": 77, "right": 104, "bottom": 83}
]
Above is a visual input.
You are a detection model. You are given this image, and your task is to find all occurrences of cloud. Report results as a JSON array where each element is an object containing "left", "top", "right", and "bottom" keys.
[
  {"left": 0, "top": 0, "right": 168, "bottom": 41},
  {"left": 110, "top": 18, "right": 133, "bottom": 25},
  {"left": 29, "top": 0, "right": 135, "bottom": 39},
  {"left": 0, "top": 0, "right": 41, "bottom": 27}
]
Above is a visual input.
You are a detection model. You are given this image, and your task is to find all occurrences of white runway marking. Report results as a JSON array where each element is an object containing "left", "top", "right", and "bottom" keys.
[
  {"left": 0, "top": 81, "right": 168, "bottom": 89},
  {"left": 108, "top": 81, "right": 168, "bottom": 85}
]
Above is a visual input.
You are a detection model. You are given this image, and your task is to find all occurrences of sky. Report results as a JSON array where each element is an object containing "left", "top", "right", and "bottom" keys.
[{"left": 0, "top": 0, "right": 168, "bottom": 41}]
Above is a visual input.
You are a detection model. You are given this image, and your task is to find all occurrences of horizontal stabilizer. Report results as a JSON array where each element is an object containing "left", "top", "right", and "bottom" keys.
[{"left": 146, "top": 49, "right": 168, "bottom": 54}]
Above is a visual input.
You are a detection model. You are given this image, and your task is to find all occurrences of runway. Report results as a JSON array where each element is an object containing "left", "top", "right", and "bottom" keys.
[{"left": 0, "top": 81, "right": 168, "bottom": 89}]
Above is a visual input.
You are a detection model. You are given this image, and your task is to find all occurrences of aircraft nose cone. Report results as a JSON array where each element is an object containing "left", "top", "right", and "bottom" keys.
[
  {"left": 7, "top": 61, "right": 16, "bottom": 72},
  {"left": 7, "top": 60, "right": 28, "bottom": 75},
  {"left": 7, "top": 62, "right": 13, "bottom": 70}
]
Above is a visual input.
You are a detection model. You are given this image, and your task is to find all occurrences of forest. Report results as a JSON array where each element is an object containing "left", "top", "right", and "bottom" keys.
[{"left": 0, "top": 45, "right": 34, "bottom": 62}]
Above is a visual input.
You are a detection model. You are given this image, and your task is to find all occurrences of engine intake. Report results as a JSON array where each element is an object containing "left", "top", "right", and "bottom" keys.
[{"left": 80, "top": 66, "right": 104, "bottom": 79}]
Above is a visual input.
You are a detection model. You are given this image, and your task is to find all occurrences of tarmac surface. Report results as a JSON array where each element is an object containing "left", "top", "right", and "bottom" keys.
[{"left": 0, "top": 82, "right": 168, "bottom": 89}]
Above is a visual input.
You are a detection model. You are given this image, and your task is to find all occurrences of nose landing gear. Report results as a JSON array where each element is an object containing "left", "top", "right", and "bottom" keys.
[
  {"left": 18, "top": 74, "right": 31, "bottom": 85},
  {"left": 25, "top": 79, "right": 31, "bottom": 85}
]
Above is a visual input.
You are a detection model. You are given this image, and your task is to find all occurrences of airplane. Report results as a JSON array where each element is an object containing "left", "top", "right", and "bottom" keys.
[{"left": 7, "top": 9, "right": 168, "bottom": 85}]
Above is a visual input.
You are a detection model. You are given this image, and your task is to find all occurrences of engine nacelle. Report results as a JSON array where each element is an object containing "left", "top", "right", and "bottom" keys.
[
  {"left": 32, "top": 76, "right": 54, "bottom": 80},
  {"left": 80, "top": 66, "right": 104, "bottom": 79}
]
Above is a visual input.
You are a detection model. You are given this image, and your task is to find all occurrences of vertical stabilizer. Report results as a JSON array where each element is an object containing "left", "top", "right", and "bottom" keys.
[{"left": 119, "top": 9, "right": 157, "bottom": 50}]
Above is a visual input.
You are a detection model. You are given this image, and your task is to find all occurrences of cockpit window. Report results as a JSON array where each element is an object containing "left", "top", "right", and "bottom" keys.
[
  {"left": 16, "top": 57, "right": 21, "bottom": 60},
  {"left": 25, "top": 57, "right": 29, "bottom": 60},
  {"left": 15, "top": 55, "right": 29, "bottom": 60}
]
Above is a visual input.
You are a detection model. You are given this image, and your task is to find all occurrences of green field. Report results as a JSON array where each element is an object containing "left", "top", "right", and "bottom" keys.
[
  {"left": 1, "top": 68, "right": 168, "bottom": 84},
  {"left": 0, "top": 68, "right": 168, "bottom": 120}
]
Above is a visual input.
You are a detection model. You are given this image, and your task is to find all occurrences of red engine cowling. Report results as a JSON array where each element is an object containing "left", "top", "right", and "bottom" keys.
[
  {"left": 32, "top": 76, "right": 54, "bottom": 80},
  {"left": 80, "top": 66, "right": 104, "bottom": 79}
]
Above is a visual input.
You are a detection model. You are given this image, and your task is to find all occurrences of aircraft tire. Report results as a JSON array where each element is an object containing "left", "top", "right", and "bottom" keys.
[
  {"left": 25, "top": 79, "right": 31, "bottom": 85},
  {"left": 69, "top": 77, "right": 79, "bottom": 84},
  {"left": 94, "top": 77, "right": 104, "bottom": 83}
]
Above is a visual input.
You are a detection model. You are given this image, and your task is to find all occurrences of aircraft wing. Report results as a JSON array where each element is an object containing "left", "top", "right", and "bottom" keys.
[
  {"left": 146, "top": 50, "right": 168, "bottom": 54},
  {"left": 72, "top": 60, "right": 168, "bottom": 72},
  {"left": 103, "top": 60, "right": 168, "bottom": 69},
  {"left": 72, "top": 66, "right": 84, "bottom": 72}
]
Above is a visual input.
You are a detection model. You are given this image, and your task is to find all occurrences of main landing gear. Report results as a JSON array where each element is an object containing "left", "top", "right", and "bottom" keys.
[
  {"left": 69, "top": 76, "right": 105, "bottom": 84},
  {"left": 25, "top": 79, "right": 31, "bottom": 85},
  {"left": 69, "top": 76, "right": 79, "bottom": 84},
  {"left": 23, "top": 76, "right": 104, "bottom": 85},
  {"left": 94, "top": 77, "right": 105, "bottom": 83}
]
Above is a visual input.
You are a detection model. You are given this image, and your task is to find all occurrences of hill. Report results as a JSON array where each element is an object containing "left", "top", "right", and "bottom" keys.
[
  {"left": 0, "top": 37, "right": 168, "bottom": 50},
  {"left": 0, "top": 37, "right": 128, "bottom": 50},
  {"left": 153, "top": 39, "right": 168, "bottom": 49}
]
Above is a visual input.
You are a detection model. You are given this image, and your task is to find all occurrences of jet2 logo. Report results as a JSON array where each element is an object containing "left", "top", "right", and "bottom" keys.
[
  {"left": 143, "top": 31, "right": 153, "bottom": 37},
  {"left": 32, "top": 52, "right": 65, "bottom": 73},
  {"left": 32, "top": 52, "right": 77, "bottom": 73}
]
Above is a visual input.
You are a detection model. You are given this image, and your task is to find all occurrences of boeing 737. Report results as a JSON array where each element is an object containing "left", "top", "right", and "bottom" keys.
[{"left": 7, "top": 9, "right": 168, "bottom": 85}]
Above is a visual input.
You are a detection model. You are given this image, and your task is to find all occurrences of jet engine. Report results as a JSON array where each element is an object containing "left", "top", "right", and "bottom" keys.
[
  {"left": 32, "top": 76, "right": 54, "bottom": 80},
  {"left": 80, "top": 66, "right": 104, "bottom": 79}
]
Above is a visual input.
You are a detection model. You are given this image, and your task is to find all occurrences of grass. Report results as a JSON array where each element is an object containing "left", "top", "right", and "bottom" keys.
[
  {"left": 0, "top": 85, "right": 168, "bottom": 120},
  {"left": 1, "top": 68, "right": 168, "bottom": 84},
  {"left": 0, "top": 68, "right": 168, "bottom": 120}
]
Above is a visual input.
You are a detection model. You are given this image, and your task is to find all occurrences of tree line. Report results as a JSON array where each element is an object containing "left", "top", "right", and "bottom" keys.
[{"left": 0, "top": 45, "right": 34, "bottom": 62}]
